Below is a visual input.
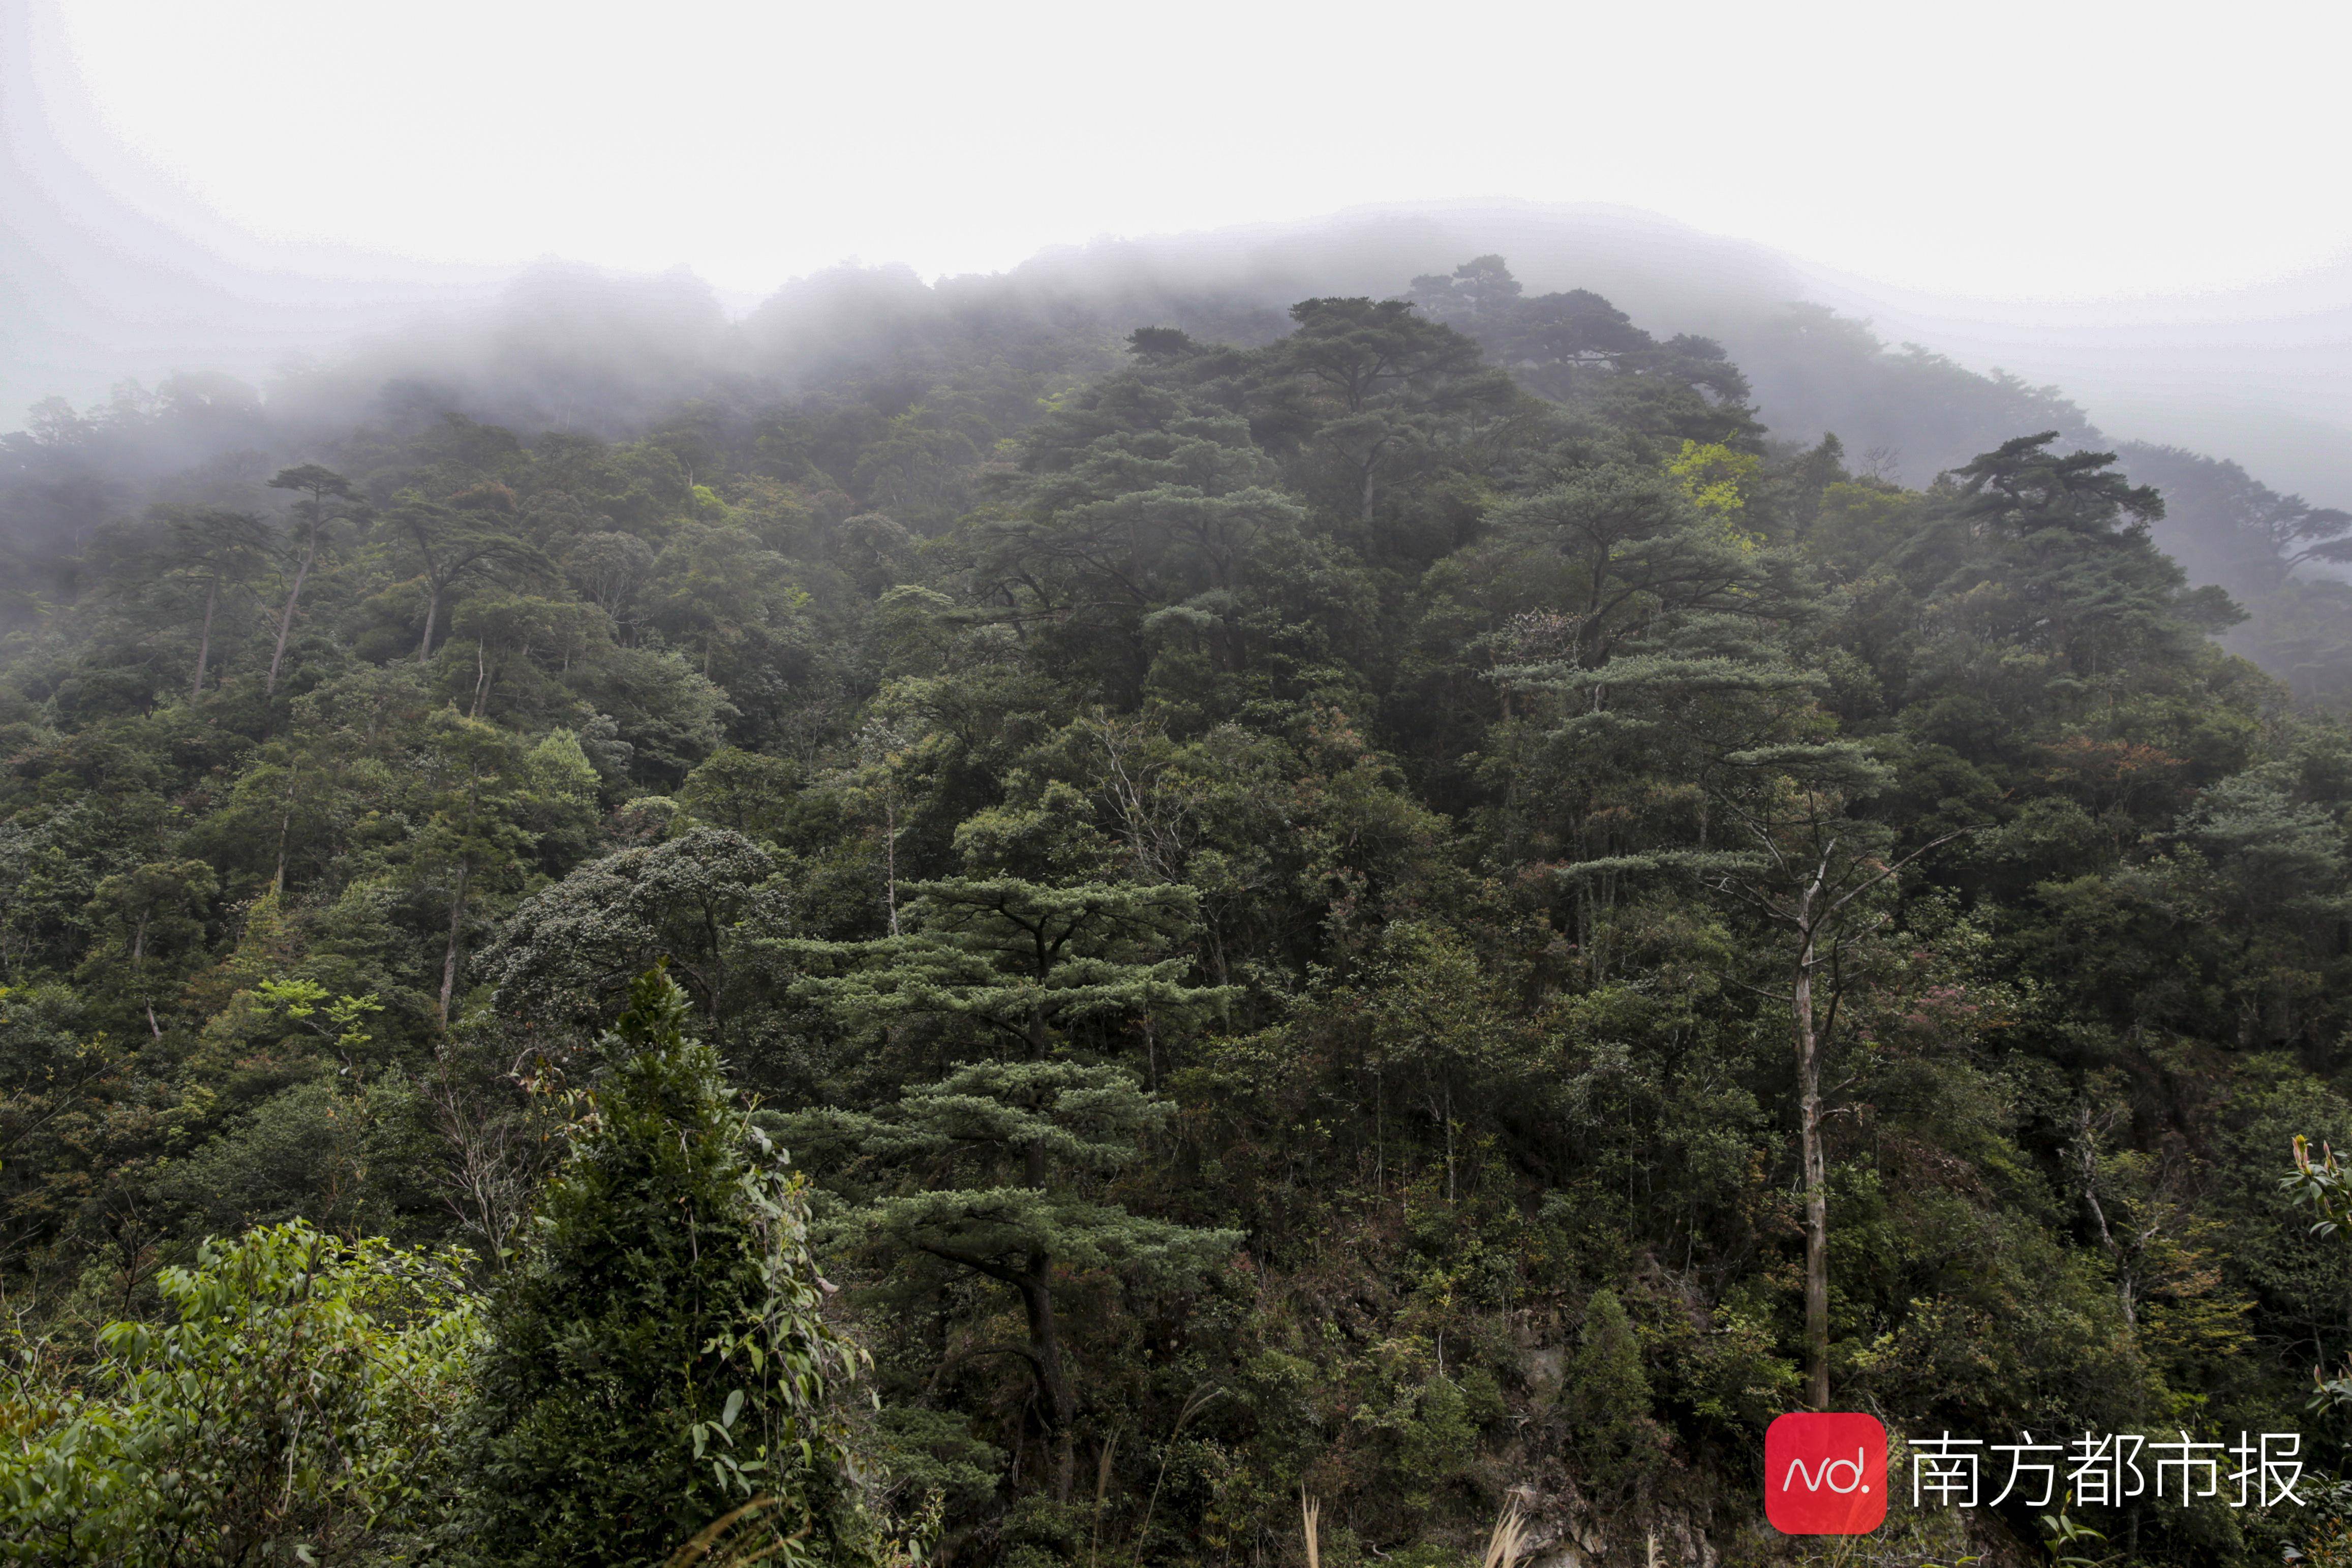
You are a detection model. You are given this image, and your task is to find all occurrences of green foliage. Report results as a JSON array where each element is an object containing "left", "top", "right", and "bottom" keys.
[
  {"left": 457, "top": 967, "right": 900, "bottom": 1567},
  {"left": 479, "top": 826, "right": 788, "bottom": 1040},
  {"left": 830, "top": 1060, "right": 1236, "bottom": 1281},
  {"left": 0, "top": 1221, "right": 477, "bottom": 1565},
  {"left": 781, "top": 1052, "right": 1239, "bottom": 1507},
  {"left": 4, "top": 252, "right": 2351, "bottom": 1567},
  {"left": 1560, "top": 1289, "right": 1665, "bottom": 1510},
  {"left": 790, "top": 875, "right": 1232, "bottom": 1061},
  {"left": 2288, "top": 1133, "right": 2352, "bottom": 1239}
]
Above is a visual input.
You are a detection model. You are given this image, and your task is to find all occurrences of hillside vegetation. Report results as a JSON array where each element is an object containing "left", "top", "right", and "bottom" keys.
[{"left": 4, "top": 257, "right": 2352, "bottom": 1566}]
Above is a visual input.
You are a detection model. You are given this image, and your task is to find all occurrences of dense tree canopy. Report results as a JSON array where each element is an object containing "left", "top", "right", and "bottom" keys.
[{"left": 4, "top": 255, "right": 2352, "bottom": 1566}]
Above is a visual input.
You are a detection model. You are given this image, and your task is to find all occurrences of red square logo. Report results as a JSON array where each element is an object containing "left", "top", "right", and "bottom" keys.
[{"left": 1765, "top": 1412, "right": 1887, "bottom": 1534}]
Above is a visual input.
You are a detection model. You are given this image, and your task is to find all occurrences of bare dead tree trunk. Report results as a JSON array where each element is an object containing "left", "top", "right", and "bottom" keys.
[
  {"left": 2075, "top": 1107, "right": 2136, "bottom": 1328},
  {"left": 425, "top": 1053, "right": 536, "bottom": 1267},
  {"left": 133, "top": 911, "right": 160, "bottom": 1036},
  {"left": 1793, "top": 921, "right": 1830, "bottom": 1410},
  {"left": 1742, "top": 827, "right": 1964, "bottom": 1410},
  {"left": 273, "top": 765, "right": 299, "bottom": 894},
  {"left": 191, "top": 574, "right": 219, "bottom": 698}
]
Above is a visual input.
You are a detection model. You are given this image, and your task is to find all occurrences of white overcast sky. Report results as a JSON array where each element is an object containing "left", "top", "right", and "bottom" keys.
[{"left": 26, "top": 0, "right": 2352, "bottom": 304}]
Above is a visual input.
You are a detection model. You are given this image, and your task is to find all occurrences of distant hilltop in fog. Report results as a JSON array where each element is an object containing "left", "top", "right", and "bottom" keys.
[{"left": 12, "top": 121, "right": 2352, "bottom": 510}]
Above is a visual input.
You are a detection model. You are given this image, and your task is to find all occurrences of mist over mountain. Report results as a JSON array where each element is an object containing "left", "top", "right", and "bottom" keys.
[
  {"left": 15, "top": 117, "right": 2352, "bottom": 502},
  {"left": 24, "top": 44, "right": 2352, "bottom": 1558},
  {"left": 28, "top": 0, "right": 2352, "bottom": 1555},
  {"left": 18, "top": 142, "right": 2352, "bottom": 707}
]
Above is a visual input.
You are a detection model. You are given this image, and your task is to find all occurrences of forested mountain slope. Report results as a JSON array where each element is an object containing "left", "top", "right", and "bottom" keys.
[{"left": 5, "top": 257, "right": 2352, "bottom": 1566}]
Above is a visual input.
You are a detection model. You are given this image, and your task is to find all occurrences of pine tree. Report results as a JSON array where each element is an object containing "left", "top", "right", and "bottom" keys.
[
  {"left": 780, "top": 1059, "right": 1238, "bottom": 1506},
  {"left": 1932, "top": 432, "right": 2233, "bottom": 685},
  {"left": 263, "top": 463, "right": 362, "bottom": 697},
  {"left": 131, "top": 506, "right": 273, "bottom": 699},
  {"left": 785, "top": 878, "right": 1238, "bottom": 1502},
  {"left": 789, "top": 876, "right": 1231, "bottom": 1063}
]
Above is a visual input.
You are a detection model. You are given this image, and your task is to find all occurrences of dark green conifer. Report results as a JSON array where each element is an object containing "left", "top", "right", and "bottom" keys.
[{"left": 460, "top": 967, "right": 894, "bottom": 1567}]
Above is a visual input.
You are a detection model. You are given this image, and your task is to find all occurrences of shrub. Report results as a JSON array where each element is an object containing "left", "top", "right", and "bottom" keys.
[
  {"left": 0, "top": 1221, "right": 478, "bottom": 1565},
  {"left": 456, "top": 965, "right": 909, "bottom": 1566}
]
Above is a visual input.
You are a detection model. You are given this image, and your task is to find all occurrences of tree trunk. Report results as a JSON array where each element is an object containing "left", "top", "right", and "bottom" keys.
[
  {"left": 1016, "top": 1129, "right": 1076, "bottom": 1500},
  {"left": 191, "top": 575, "right": 219, "bottom": 697},
  {"left": 266, "top": 532, "right": 317, "bottom": 696},
  {"left": 417, "top": 584, "right": 442, "bottom": 662},
  {"left": 2076, "top": 1111, "right": 2136, "bottom": 1329},
  {"left": 883, "top": 795, "right": 900, "bottom": 937},
  {"left": 1794, "top": 934, "right": 1830, "bottom": 1410},
  {"left": 1018, "top": 1260, "right": 1077, "bottom": 1504},
  {"left": 134, "top": 910, "right": 159, "bottom": 1039},
  {"left": 438, "top": 860, "right": 472, "bottom": 1027},
  {"left": 273, "top": 766, "right": 299, "bottom": 894}
]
